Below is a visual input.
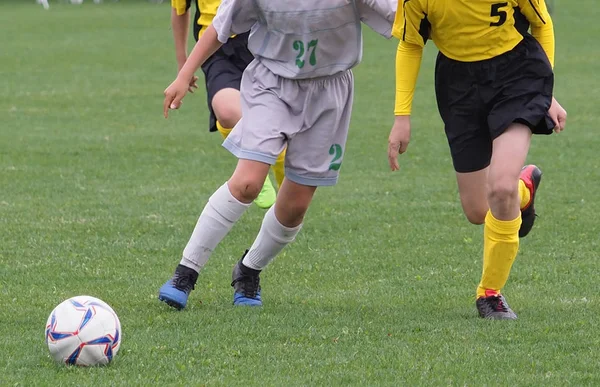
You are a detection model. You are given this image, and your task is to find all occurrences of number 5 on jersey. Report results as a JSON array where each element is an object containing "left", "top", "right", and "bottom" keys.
[
  {"left": 293, "top": 39, "right": 319, "bottom": 69},
  {"left": 490, "top": 2, "right": 508, "bottom": 26}
]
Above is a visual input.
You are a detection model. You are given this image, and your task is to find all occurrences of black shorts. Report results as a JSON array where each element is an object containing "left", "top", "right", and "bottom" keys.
[
  {"left": 435, "top": 34, "right": 555, "bottom": 173},
  {"left": 200, "top": 32, "right": 254, "bottom": 132}
]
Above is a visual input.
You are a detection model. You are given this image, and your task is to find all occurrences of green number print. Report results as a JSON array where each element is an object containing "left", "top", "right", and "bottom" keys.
[
  {"left": 328, "top": 144, "right": 343, "bottom": 171},
  {"left": 293, "top": 39, "right": 319, "bottom": 69}
]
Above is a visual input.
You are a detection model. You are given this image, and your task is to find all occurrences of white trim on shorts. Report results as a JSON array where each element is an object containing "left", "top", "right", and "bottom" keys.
[
  {"left": 222, "top": 137, "right": 278, "bottom": 165},
  {"left": 284, "top": 168, "right": 339, "bottom": 187}
]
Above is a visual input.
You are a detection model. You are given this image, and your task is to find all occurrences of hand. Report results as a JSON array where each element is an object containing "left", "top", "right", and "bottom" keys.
[
  {"left": 548, "top": 97, "right": 567, "bottom": 133},
  {"left": 187, "top": 75, "right": 199, "bottom": 93},
  {"left": 388, "top": 115, "right": 411, "bottom": 171},
  {"left": 177, "top": 60, "right": 199, "bottom": 93},
  {"left": 163, "top": 78, "right": 189, "bottom": 118}
]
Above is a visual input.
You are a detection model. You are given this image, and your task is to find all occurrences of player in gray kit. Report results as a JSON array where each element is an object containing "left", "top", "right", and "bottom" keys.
[{"left": 159, "top": 0, "right": 396, "bottom": 308}]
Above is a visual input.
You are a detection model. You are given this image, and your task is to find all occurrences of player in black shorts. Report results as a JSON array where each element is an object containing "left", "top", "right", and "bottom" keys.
[
  {"left": 388, "top": 0, "right": 567, "bottom": 319},
  {"left": 170, "top": 0, "right": 285, "bottom": 209}
]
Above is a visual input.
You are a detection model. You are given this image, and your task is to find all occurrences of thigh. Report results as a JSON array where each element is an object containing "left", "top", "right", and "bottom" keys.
[
  {"left": 284, "top": 71, "right": 354, "bottom": 187},
  {"left": 201, "top": 50, "right": 246, "bottom": 132},
  {"left": 489, "top": 123, "right": 532, "bottom": 183},
  {"left": 211, "top": 88, "right": 242, "bottom": 128},
  {"left": 222, "top": 61, "right": 289, "bottom": 165},
  {"left": 456, "top": 168, "right": 489, "bottom": 225}
]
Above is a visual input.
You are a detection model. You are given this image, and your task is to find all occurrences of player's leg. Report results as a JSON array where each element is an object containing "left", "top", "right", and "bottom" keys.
[
  {"left": 158, "top": 159, "right": 270, "bottom": 310},
  {"left": 204, "top": 52, "right": 277, "bottom": 209},
  {"left": 475, "top": 35, "right": 555, "bottom": 319},
  {"left": 230, "top": 67, "right": 354, "bottom": 306},
  {"left": 231, "top": 180, "right": 316, "bottom": 306},
  {"left": 474, "top": 123, "right": 531, "bottom": 320},
  {"left": 456, "top": 168, "right": 489, "bottom": 225},
  {"left": 158, "top": 61, "right": 288, "bottom": 310},
  {"left": 212, "top": 88, "right": 277, "bottom": 209}
]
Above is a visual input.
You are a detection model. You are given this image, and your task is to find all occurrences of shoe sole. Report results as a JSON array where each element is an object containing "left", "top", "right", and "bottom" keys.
[
  {"left": 482, "top": 312, "right": 518, "bottom": 320},
  {"left": 158, "top": 294, "right": 185, "bottom": 310}
]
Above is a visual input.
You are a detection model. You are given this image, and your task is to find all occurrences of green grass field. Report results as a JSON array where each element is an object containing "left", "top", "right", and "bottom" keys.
[{"left": 1, "top": 1, "right": 599, "bottom": 385}]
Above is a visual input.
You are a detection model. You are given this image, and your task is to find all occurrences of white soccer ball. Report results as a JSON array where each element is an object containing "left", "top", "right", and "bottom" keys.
[{"left": 45, "top": 295, "right": 121, "bottom": 366}]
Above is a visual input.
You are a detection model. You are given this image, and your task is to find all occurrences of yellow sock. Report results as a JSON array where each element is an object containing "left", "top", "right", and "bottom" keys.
[
  {"left": 271, "top": 148, "right": 286, "bottom": 189},
  {"left": 216, "top": 121, "right": 233, "bottom": 139},
  {"left": 476, "top": 211, "right": 522, "bottom": 299},
  {"left": 518, "top": 179, "right": 531, "bottom": 210}
]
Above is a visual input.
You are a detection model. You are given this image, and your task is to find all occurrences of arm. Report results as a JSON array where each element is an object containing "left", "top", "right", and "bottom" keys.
[
  {"left": 178, "top": 0, "right": 258, "bottom": 82},
  {"left": 171, "top": 6, "right": 190, "bottom": 71},
  {"left": 387, "top": 41, "right": 422, "bottom": 170},
  {"left": 394, "top": 41, "right": 423, "bottom": 116},
  {"left": 387, "top": 0, "right": 426, "bottom": 170},
  {"left": 164, "top": 0, "right": 257, "bottom": 117},
  {"left": 163, "top": 24, "right": 223, "bottom": 116},
  {"left": 518, "top": 0, "right": 554, "bottom": 67},
  {"left": 391, "top": 0, "right": 426, "bottom": 116},
  {"left": 177, "top": 25, "right": 223, "bottom": 83},
  {"left": 356, "top": 0, "right": 397, "bottom": 38}
]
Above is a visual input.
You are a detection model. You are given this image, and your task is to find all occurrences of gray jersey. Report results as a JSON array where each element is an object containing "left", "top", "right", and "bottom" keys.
[{"left": 212, "top": 0, "right": 396, "bottom": 79}]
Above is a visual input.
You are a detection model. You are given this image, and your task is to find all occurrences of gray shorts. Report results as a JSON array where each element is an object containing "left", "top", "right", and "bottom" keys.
[{"left": 222, "top": 60, "right": 354, "bottom": 186}]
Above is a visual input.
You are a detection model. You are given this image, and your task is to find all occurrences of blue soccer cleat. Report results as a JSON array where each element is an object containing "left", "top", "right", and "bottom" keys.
[
  {"left": 231, "top": 251, "right": 263, "bottom": 306},
  {"left": 158, "top": 264, "right": 198, "bottom": 310}
]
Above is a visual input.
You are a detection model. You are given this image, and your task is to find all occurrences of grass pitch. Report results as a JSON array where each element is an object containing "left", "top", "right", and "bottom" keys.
[{"left": 1, "top": 0, "right": 599, "bottom": 385}]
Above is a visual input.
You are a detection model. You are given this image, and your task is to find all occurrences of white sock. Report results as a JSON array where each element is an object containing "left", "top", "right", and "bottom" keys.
[
  {"left": 242, "top": 206, "right": 303, "bottom": 270},
  {"left": 180, "top": 182, "right": 251, "bottom": 271}
]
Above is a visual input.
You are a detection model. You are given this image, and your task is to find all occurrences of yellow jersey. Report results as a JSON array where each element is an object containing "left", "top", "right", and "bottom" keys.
[
  {"left": 392, "top": 0, "right": 554, "bottom": 115},
  {"left": 172, "top": 0, "right": 220, "bottom": 41}
]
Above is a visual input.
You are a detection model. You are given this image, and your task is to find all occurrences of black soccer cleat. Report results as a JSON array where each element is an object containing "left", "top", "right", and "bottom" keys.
[
  {"left": 158, "top": 264, "right": 199, "bottom": 310},
  {"left": 476, "top": 294, "right": 517, "bottom": 320},
  {"left": 519, "top": 165, "right": 543, "bottom": 238},
  {"left": 231, "top": 251, "right": 263, "bottom": 306}
]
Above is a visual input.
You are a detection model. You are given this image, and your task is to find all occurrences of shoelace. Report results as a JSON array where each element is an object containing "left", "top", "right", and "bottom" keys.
[
  {"left": 173, "top": 273, "right": 195, "bottom": 292},
  {"left": 233, "top": 275, "right": 260, "bottom": 298},
  {"left": 489, "top": 296, "right": 508, "bottom": 312}
]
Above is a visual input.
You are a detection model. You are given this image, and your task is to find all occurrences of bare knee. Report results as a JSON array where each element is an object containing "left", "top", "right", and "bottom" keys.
[
  {"left": 277, "top": 199, "right": 311, "bottom": 225},
  {"left": 463, "top": 207, "right": 487, "bottom": 225},
  {"left": 214, "top": 107, "right": 239, "bottom": 129},
  {"left": 487, "top": 178, "right": 519, "bottom": 206},
  {"left": 228, "top": 176, "right": 264, "bottom": 203},
  {"left": 212, "top": 89, "right": 241, "bottom": 129},
  {"left": 275, "top": 181, "right": 317, "bottom": 226}
]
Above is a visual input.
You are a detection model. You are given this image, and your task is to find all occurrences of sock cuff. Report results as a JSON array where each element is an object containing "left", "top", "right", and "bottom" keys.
[
  {"left": 518, "top": 179, "right": 532, "bottom": 210},
  {"left": 208, "top": 182, "right": 251, "bottom": 222},
  {"left": 270, "top": 206, "right": 303, "bottom": 232},
  {"left": 485, "top": 210, "right": 521, "bottom": 234}
]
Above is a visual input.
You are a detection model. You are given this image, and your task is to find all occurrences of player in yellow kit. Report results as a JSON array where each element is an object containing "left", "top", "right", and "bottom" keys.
[
  {"left": 388, "top": 0, "right": 567, "bottom": 319},
  {"left": 170, "top": 0, "right": 286, "bottom": 209}
]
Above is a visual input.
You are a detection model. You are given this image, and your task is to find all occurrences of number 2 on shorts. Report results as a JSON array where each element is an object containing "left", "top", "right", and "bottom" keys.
[
  {"left": 293, "top": 39, "right": 318, "bottom": 69},
  {"left": 328, "top": 144, "right": 343, "bottom": 171}
]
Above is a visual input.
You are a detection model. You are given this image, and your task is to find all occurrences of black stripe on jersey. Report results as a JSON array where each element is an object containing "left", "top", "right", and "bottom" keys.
[
  {"left": 419, "top": 14, "right": 430, "bottom": 44},
  {"left": 528, "top": 0, "right": 546, "bottom": 24},
  {"left": 193, "top": 0, "right": 202, "bottom": 42},
  {"left": 185, "top": 0, "right": 191, "bottom": 10},
  {"left": 401, "top": 0, "right": 429, "bottom": 44},
  {"left": 514, "top": 7, "right": 531, "bottom": 35},
  {"left": 402, "top": 0, "right": 410, "bottom": 41}
]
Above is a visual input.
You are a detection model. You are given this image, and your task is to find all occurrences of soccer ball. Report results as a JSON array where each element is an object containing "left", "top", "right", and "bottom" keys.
[{"left": 45, "top": 295, "right": 121, "bottom": 366}]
